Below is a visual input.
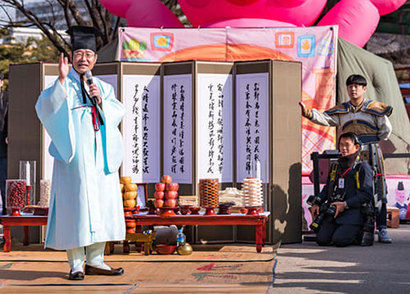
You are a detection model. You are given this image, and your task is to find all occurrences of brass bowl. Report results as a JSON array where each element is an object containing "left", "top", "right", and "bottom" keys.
[{"left": 177, "top": 243, "right": 193, "bottom": 255}]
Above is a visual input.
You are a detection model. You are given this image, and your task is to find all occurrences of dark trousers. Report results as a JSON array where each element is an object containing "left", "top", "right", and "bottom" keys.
[
  {"left": 316, "top": 215, "right": 362, "bottom": 247},
  {"left": 0, "top": 157, "right": 6, "bottom": 215},
  {"left": 376, "top": 202, "right": 387, "bottom": 230}
]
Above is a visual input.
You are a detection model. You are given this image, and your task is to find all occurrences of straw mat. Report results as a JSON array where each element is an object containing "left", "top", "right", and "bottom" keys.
[{"left": 0, "top": 242, "right": 275, "bottom": 263}]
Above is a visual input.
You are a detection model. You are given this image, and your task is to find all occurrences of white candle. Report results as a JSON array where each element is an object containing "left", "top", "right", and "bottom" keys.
[
  {"left": 256, "top": 160, "right": 261, "bottom": 180},
  {"left": 26, "top": 162, "right": 30, "bottom": 186}
]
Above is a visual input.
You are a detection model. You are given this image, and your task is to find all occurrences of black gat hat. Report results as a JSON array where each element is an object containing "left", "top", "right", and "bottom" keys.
[{"left": 66, "top": 26, "right": 101, "bottom": 52}]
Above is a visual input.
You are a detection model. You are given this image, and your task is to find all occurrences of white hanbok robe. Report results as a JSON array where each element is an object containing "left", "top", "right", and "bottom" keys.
[{"left": 35, "top": 68, "right": 125, "bottom": 250}]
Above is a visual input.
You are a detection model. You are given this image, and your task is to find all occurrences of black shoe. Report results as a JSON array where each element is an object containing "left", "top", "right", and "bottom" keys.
[
  {"left": 69, "top": 270, "right": 84, "bottom": 280},
  {"left": 360, "top": 232, "right": 374, "bottom": 246},
  {"left": 85, "top": 264, "right": 124, "bottom": 276}
]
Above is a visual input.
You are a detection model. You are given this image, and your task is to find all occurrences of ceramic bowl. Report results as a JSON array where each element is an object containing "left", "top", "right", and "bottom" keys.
[
  {"left": 190, "top": 206, "right": 201, "bottom": 215},
  {"left": 156, "top": 244, "right": 176, "bottom": 255},
  {"left": 180, "top": 205, "right": 193, "bottom": 215}
]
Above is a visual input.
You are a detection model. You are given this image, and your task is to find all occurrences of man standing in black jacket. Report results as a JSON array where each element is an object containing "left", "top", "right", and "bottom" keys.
[
  {"left": 0, "top": 71, "right": 8, "bottom": 215},
  {"left": 311, "top": 132, "right": 373, "bottom": 247}
]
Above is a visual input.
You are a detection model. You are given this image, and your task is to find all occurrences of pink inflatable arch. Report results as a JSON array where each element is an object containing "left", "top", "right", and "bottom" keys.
[
  {"left": 100, "top": 0, "right": 406, "bottom": 47},
  {"left": 178, "top": 0, "right": 327, "bottom": 27},
  {"left": 100, "top": 0, "right": 183, "bottom": 27}
]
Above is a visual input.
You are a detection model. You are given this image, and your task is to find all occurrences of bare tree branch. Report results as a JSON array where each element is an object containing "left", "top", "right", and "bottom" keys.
[
  {"left": 65, "top": 0, "right": 88, "bottom": 26},
  {"left": 56, "top": 0, "right": 72, "bottom": 28},
  {"left": 0, "top": 0, "right": 121, "bottom": 54},
  {"left": 1, "top": 0, "right": 69, "bottom": 54}
]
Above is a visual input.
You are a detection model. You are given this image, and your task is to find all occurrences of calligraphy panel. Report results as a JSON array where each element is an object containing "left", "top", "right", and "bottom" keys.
[
  {"left": 197, "top": 73, "right": 233, "bottom": 182},
  {"left": 163, "top": 74, "right": 193, "bottom": 183},
  {"left": 236, "top": 73, "right": 270, "bottom": 183},
  {"left": 123, "top": 74, "right": 161, "bottom": 183}
]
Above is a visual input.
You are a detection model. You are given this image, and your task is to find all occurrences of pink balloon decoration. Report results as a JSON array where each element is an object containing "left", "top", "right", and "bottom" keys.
[
  {"left": 100, "top": 0, "right": 132, "bottom": 18},
  {"left": 204, "top": 18, "right": 296, "bottom": 28},
  {"left": 125, "top": 1, "right": 183, "bottom": 28},
  {"left": 226, "top": 0, "right": 259, "bottom": 5},
  {"left": 275, "top": 0, "right": 311, "bottom": 8},
  {"left": 178, "top": 0, "right": 327, "bottom": 28},
  {"left": 370, "top": 0, "right": 406, "bottom": 15},
  {"left": 318, "top": 0, "right": 379, "bottom": 48}
]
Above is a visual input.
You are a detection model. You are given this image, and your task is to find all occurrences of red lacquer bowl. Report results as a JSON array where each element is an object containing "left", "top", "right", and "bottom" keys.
[{"left": 156, "top": 244, "right": 176, "bottom": 255}]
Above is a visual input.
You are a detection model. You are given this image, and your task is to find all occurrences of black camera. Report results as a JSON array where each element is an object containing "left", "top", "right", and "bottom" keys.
[
  {"left": 309, "top": 201, "right": 333, "bottom": 232},
  {"left": 326, "top": 204, "right": 337, "bottom": 217},
  {"left": 307, "top": 195, "right": 321, "bottom": 206},
  {"left": 322, "top": 190, "right": 345, "bottom": 218}
]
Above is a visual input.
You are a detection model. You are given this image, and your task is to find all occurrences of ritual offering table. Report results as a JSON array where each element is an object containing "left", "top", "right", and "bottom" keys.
[
  {"left": 0, "top": 215, "right": 48, "bottom": 252},
  {"left": 131, "top": 212, "right": 270, "bottom": 253}
]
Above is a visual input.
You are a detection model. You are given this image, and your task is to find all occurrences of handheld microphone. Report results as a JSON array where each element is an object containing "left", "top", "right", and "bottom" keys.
[
  {"left": 84, "top": 70, "right": 104, "bottom": 126},
  {"left": 84, "top": 70, "right": 98, "bottom": 105}
]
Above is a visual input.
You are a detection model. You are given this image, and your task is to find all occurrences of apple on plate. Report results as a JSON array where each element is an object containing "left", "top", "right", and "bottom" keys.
[
  {"left": 154, "top": 199, "right": 164, "bottom": 208},
  {"left": 165, "top": 191, "right": 178, "bottom": 200},
  {"left": 155, "top": 183, "right": 166, "bottom": 191},
  {"left": 166, "top": 183, "right": 179, "bottom": 191},
  {"left": 161, "top": 175, "right": 172, "bottom": 184},
  {"left": 154, "top": 191, "right": 165, "bottom": 200},
  {"left": 164, "top": 199, "right": 177, "bottom": 207}
]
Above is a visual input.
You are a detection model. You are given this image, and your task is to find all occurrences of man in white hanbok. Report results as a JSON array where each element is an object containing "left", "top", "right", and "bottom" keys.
[{"left": 35, "top": 26, "right": 125, "bottom": 280}]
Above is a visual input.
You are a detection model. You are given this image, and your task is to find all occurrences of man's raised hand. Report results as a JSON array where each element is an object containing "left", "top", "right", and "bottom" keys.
[{"left": 58, "top": 53, "right": 69, "bottom": 85}]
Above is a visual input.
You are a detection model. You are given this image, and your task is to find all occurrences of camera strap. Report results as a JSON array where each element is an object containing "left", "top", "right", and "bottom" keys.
[
  {"left": 328, "top": 162, "right": 339, "bottom": 199},
  {"left": 329, "top": 162, "right": 338, "bottom": 182},
  {"left": 351, "top": 162, "right": 360, "bottom": 190}
]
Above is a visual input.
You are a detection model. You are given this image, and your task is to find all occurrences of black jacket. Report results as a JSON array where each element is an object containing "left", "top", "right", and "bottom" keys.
[{"left": 318, "top": 160, "right": 373, "bottom": 226}]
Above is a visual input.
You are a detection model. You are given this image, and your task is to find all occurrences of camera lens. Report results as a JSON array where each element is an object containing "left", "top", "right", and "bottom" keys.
[
  {"left": 307, "top": 195, "right": 321, "bottom": 206},
  {"left": 326, "top": 205, "right": 337, "bottom": 216}
]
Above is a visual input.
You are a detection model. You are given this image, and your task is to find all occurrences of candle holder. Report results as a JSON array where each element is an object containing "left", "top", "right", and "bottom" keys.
[{"left": 19, "top": 161, "right": 36, "bottom": 206}]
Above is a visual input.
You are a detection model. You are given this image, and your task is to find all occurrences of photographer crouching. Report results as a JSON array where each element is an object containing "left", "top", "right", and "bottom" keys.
[{"left": 309, "top": 132, "right": 374, "bottom": 247}]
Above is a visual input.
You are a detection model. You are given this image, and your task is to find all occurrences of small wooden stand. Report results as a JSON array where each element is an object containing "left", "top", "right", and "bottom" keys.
[{"left": 124, "top": 232, "right": 156, "bottom": 255}]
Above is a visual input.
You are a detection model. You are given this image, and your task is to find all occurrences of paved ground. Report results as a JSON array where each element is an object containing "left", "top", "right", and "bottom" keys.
[
  {"left": 0, "top": 224, "right": 409, "bottom": 293},
  {"left": 273, "top": 224, "right": 410, "bottom": 293}
]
